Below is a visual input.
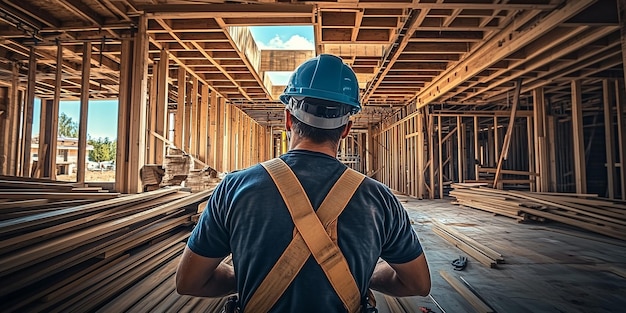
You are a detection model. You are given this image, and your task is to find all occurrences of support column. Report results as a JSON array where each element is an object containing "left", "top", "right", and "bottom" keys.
[
  {"left": 147, "top": 60, "right": 158, "bottom": 164},
  {"left": 199, "top": 84, "right": 209, "bottom": 163},
  {"left": 48, "top": 44, "right": 62, "bottom": 180},
  {"left": 190, "top": 77, "right": 199, "bottom": 156},
  {"left": 417, "top": 112, "right": 425, "bottom": 199},
  {"left": 38, "top": 99, "right": 55, "bottom": 178},
  {"left": 1, "top": 63, "right": 20, "bottom": 176},
  {"left": 527, "top": 116, "right": 536, "bottom": 192},
  {"left": 21, "top": 47, "right": 36, "bottom": 177},
  {"left": 571, "top": 80, "right": 587, "bottom": 194},
  {"left": 457, "top": 116, "right": 463, "bottom": 182},
  {"left": 533, "top": 87, "right": 549, "bottom": 192},
  {"left": 77, "top": 42, "right": 91, "bottom": 184},
  {"left": 438, "top": 115, "right": 443, "bottom": 198},
  {"left": 208, "top": 91, "right": 218, "bottom": 168},
  {"left": 474, "top": 116, "right": 479, "bottom": 179},
  {"left": 175, "top": 69, "right": 186, "bottom": 149},
  {"left": 603, "top": 80, "right": 616, "bottom": 198},
  {"left": 155, "top": 49, "right": 169, "bottom": 165},
  {"left": 223, "top": 104, "right": 232, "bottom": 172},
  {"left": 127, "top": 15, "right": 149, "bottom": 193},
  {"left": 115, "top": 38, "right": 132, "bottom": 193},
  {"left": 615, "top": 80, "right": 626, "bottom": 199}
]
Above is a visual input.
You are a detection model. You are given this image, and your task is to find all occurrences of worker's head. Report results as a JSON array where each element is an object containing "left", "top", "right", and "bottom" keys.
[{"left": 280, "top": 54, "right": 361, "bottom": 144}]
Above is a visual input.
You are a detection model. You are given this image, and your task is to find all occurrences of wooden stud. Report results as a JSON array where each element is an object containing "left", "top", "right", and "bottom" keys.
[
  {"left": 615, "top": 80, "right": 626, "bottom": 199},
  {"left": 571, "top": 80, "right": 587, "bottom": 194},
  {"left": 216, "top": 97, "right": 226, "bottom": 172},
  {"left": 189, "top": 77, "right": 199, "bottom": 157},
  {"left": 547, "top": 115, "right": 558, "bottom": 192},
  {"left": 457, "top": 116, "right": 464, "bottom": 183},
  {"left": 527, "top": 117, "right": 536, "bottom": 191},
  {"left": 533, "top": 87, "right": 549, "bottom": 192},
  {"left": 174, "top": 69, "right": 186, "bottom": 149},
  {"left": 48, "top": 45, "right": 63, "bottom": 180},
  {"left": 127, "top": 14, "right": 149, "bottom": 193},
  {"left": 222, "top": 104, "right": 231, "bottom": 172},
  {"left": 199, "top": 84, "right": 209, "bottom": 163},
  {"left": 155, "top": 49, "right": 169, "bottom": 165},
  {"left": 474, "top": 116, "right": 479, "bottom": 179},
  {"left": 428, "top": 111, "right": 435, "bottom": 199},
  {"left": 21, "top": 47, "right": 36, "bottom": 177},
  {"left": 77, "top": 42, "right": 92, "bottom": 185},
  {"left": 438, "top": 115, "right": 444, "bottom": 198},
  {"left": 148, "top": 61, "right": 158, "bottom": 165},
  {"left": 603, "top": 80, "right": 616, "bottom": 198},
  {"left": 115, "top": 38, "right": 132, "bottom": 193},
  {"left": 417, "top": 113, "right": 425, "bottom": 199},
  {"left": 208, "top": 92, "right": 218, "bottom": 168}
]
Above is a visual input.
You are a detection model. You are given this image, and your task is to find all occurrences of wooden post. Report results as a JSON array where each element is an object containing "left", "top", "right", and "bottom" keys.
[
  {"left": 48, "top": 44, "right": 62, "bottom": 180},
  {"left": 474, "top": 116, "right": 479, "bottom": 180},
  {"left": 547, "top": 115, "right": 558, "bottom": 192},
  {"left": 77, "top": 42, "right": 91, "bottom": 184},
  {"left": 128, "top": 14, "right": 149, "bottom": 193},
  {"left": 457, "top": 116, "right": 463, "bottom": 182},
  {"left": 571, "top": 80, "right": 587, "bottom": 194},
  {"left": 174, "top": 69, "right": 186, "bottom": 149},
  {"left": 216, "top": 97, "right": 225, "bottom": 172},
  {"left": 615, "top": 80, "right": 626, "bottom": 199},
  {"left": 155, "top": 49, "right": 169, "bottom": 165},
  {"left": 21, "top": 47, "right": 36, "bottom": 177},
  {"left": 147, "top": 61, "right": 158, "bottom": 164},
  {"left": 115, "top": 38, "right": 132, "bottom": 193},
  {"left": 37, "top": 100, "right": 53, "bottom": 178},
  {"left": 527, "top": 116, "right": 536, "bottom": 192},
  {"left": 199, "top": 84, "right": 209, "bottom": 163},
  {"left": 223, "top": 104, "right": 231, "bottom": 172},
  {"left": 438, "top": 115, "right": 444, "bottom": 198},
  {"left": 428, "top": 111, "right": 435, "bottom": 199},
  {"left": 190, "top": 77, "right": 199, "bottom": 157},
  {"left": 533, "top": 87, "right": 548, "bottom": 191},
  {"left": 208, "top": 92, "right": 218, "bottom": 168},
  {"left": 416, "top": 109, "right": 425, "bottom": 199},
  {"left": 603, "top": 80, "right": 616, "bottom": 198},
  {"left": 0, "top": 63, "right": 19, "bottom": 175},
  {"left": 494, "top": 116, "right": 500, "bottom": 163}
]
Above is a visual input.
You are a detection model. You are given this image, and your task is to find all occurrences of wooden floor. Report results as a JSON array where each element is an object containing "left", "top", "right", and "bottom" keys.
[{"left": 385, "top": 196, "right": 626, "bottom": 313}]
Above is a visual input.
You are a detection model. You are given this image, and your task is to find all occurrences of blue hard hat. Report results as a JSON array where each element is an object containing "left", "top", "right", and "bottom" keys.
[{"left": 280, "top": 54, "right": 361, "bottom": 114}]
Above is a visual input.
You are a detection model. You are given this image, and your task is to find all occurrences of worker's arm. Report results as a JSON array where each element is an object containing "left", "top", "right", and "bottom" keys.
[
  {"left": 369, "top": 253, "right": 431, "bottom": 297},
  {"left": 176, "top": 245, "right": 236, "bottom": 297}
]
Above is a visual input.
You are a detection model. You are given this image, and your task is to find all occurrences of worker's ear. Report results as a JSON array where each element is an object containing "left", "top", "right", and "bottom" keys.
[
  {"left": 340, "top": 121, "right": 352, "bottom": 139},
  {"left": 284, "top": 109, "right": 293, "bottom": 131}
]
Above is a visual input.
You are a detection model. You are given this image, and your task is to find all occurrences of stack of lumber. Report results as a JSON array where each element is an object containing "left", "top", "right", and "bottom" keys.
[
  {"left": 0, "top": 178, "right": 223, "bottom": 312},
  {"left": 161, "top": 147, "right": 191, "bottom": 187},
  {"left": 432, "top": 220, "right": 504, "bottom": 269},
  {"left": 450, "top": 184, "right": 626, "bottom": 241}
]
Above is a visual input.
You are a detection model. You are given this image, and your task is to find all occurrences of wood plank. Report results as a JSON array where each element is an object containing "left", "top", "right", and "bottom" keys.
[
  {"left": 21, "top": 47, "right": 36, "bottom": 177},
  {"left": 155, "top": 49, "right": 169, "bottom": 165},
  {"left": 571, "top": 80, "right": 587, "bottom": 194},
  {"left": 604, "top": 80, "right": 616, "bottom": 198},
  {"left": 440, "top": 270, "right": 495, "bottom": 313},
  {"left": 175, "top": 69, "right": 186, "bottom": 149},
  {"left": 494, "top": 79, "right": 521, "bottom": 187},
  {"left": 77, "top": 42, "right": 91, "bottom": 184}
]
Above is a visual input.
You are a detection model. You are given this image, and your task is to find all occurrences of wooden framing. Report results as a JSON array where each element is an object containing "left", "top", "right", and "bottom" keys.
[
  {"left": 493, "top": 80, "right": 521, "bottom": 188},
  {"left": 208, "top": 92, "right": 218, "bottom": 169},
  {"left": 174, "top": 68, "right": 186, "bottom": 149},
  {"left": 615, "top": 80, "right": 626, "bottom": 200},
  {"left": 533, "top": 87, "right": 549, "bottom": 192},
  {"left": 21, "top": 47, "right": 36, "bottom": 177},
  {"left": 199, "top": 84, "right": 209, "bottom": 163}
]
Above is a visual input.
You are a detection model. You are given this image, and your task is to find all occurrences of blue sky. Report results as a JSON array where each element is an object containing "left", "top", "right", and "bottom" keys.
[
  {"left": 32, "top": 26, "right": 313, "bottom": 139},
  {"left": 33, "top": 99, "right": 118, "bottom": 140}
]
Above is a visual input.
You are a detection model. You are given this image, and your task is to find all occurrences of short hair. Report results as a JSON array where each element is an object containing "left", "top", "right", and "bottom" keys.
[{"left": 290, "top": 113, "right": 346, "bottom": 144}]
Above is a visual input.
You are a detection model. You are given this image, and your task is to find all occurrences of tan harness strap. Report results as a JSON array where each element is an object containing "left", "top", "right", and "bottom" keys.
[{"left": 245, "top": 158, "right": 364, "bottom": 313}]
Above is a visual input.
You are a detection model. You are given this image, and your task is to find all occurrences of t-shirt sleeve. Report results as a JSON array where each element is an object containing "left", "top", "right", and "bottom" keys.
[
  {"left": 380, "top": 194, "right": 423, "bottom": 264},
  {"left": 186, "top": 177, "right": 232, "bottom": 258}
]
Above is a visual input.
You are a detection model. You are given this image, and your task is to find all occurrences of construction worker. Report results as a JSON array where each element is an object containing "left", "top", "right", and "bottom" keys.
[{"left": 176, "top": 54, "right": 431, "bottom": 312}]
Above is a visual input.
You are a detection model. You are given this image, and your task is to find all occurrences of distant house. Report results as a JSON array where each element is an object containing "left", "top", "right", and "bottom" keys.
[{"left": 31, "top": 136, "right": 94, "bottom": 174}]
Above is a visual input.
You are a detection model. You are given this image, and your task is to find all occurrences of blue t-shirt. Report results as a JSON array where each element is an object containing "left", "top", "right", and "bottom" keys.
[{"left": 188, "top": 150, "right": 423, "bottom": 312}]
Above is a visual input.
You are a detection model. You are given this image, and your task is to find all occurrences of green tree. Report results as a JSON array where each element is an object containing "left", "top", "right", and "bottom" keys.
[
  {"left": 88, "top": 137, "right": 117, "bottom": 162},
  {"left": 58, "top": 112, "right": 78, "bottom": 137}
]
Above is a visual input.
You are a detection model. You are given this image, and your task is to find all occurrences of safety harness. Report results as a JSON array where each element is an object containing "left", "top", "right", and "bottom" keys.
[{"left": 244, "top": 158, "right": 366, "bottom": 313}]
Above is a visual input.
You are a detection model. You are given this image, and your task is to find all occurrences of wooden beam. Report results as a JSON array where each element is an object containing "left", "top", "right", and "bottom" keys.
[
  {"left": 603, "top": 80, "right": 616, "bottom": 198},
  {"left": 148, "top": 61, "right": 158, "bottom": 165},
  {"left": 571, "top": 80, "right": 587, "bottom": 194},
  {"left": 493, "top": 79, "right": 521, "bottom": 188},
  {"left": 1, "top": 63, "right": 19, "bottom": 176},
  {"left": 56, "top": 0, "right": 104, "bottom": 26},
  {"left": 474, "top": 116, "right": 479, "bottom": 180},
  {"left": 527, "top": 116, "right": 536, "bottom": 191},
  {"left": 533, "top": 87, "right": 548, "bottom": 192},
  {"left": 21, "top": 47, "right": 36, "bottom": 177},
  {"left": 141, "top": 3, "right": 314, "bottom": 19},
  {"left": 77, "top": 43, "right": 91, "bottom": 185},
  {"left": 414, "top": 0, "right": 596, "bottom": 108},
  {"left": 438, "top": 115, "right": 443, "bottom": 198}
]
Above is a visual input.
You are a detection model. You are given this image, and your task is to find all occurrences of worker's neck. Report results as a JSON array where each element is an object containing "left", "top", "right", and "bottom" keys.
[{"left": 288, "top": 135, "right": 338, "bottom": 158}]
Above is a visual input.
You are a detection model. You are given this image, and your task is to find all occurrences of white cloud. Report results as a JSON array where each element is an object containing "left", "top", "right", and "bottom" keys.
[{"left": 259, "top": 34, "right": 314, "bottom": 50}]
